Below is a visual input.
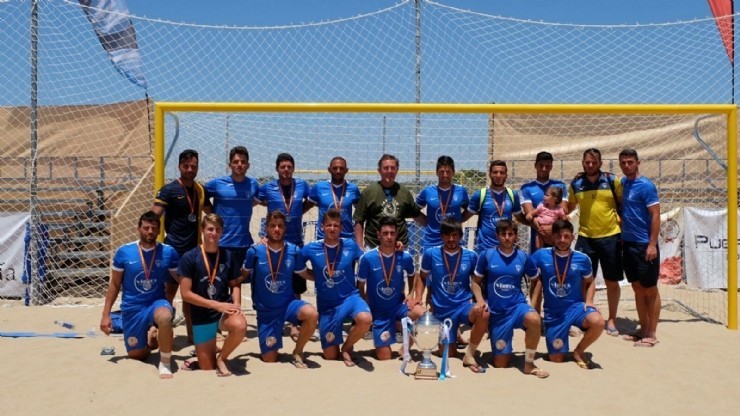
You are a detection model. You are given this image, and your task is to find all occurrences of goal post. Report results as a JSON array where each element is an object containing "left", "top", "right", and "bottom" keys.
[{"left": 153, "top": 102, "right": 738, "bottom": 329}]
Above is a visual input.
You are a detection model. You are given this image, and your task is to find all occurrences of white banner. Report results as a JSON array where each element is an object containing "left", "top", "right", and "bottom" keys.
[
  {"left": 683, "top": 207, "right": 740, "bottom": 289},
  {"left": 658, "top": 208, "right": 683, "bottom": 285},
  {"left": 0, "top": 213, "right": 30, "bottom": 297}
]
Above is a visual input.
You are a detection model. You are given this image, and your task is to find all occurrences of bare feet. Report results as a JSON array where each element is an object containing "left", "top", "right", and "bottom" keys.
[
  {"left": 341, "top": 350, "right": 356, "bottom": 367},
  {"left": 291, "top": 351, "right": 308, "bottom": 369},
  {"left": 215, "top": 359, "right": 232, "bottom": 377}
]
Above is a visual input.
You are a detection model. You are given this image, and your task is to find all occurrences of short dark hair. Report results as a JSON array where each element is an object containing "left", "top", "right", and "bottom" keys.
[
  {"left": 275, "top": 153, "right": 295, "bottom": 170},
  {"left": 179, "top": 149, "right": 199, "bottom": 164},
  {"left": 436, "top": 155, "right": 455, "bottom": 171},
  {"left": 377, "top": 154, "right": 399, "bottom": 169},
  {"left": 265, "top": 210, "right": 286, "bottom": 226},
  {"left": 322, "top": 208, "right": 342, "bottom": 224},
  {"left": 329, "top": 156, "right": 347, "bottom": 166},
  {"left": 440, "top": 218, "right": 463, "bottom": 236},
  {"left": 495, "top": 219, "right": 517, "bottom": 236},
  {"left": 582, "top": 148, "right": 602, "bottom": 161},
  {"left": 138, "top": 210, "right": 160, "bottom": 228},
  {"left": 378, "top": 216, "right": 397, "bottom": 230},
  {"left": 488, "top": 159, "right": 507, "bottom": 173},
  {"left": 619, "top": 148, "right": 639, "bottom": 160},
  {"left": 229, "top": 146, "right": 249, "bottom": 162},
  {"left": 535, "top": 152, "right": 553, "bottom": 163},
  {"left": 552, "top": 219, "right": 574, "bottom": 235}
]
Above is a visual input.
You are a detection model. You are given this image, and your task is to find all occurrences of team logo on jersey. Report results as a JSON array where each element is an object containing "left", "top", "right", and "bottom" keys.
[
  {"left": 155, "top": 260, "right": 162, "bottom": 268},
  {"left": 265, "top": 336, "right": 277, "bottom": 348},
  {"left": 453, "top": 193, "right": 459, "bottom": 202},
  {"left": 492, "top": 276, "right": 517, "bottom": 298},
  {"left": 219, "top": 264, "right": 225, "bottom": 273},
  {"left": 495, "top": 339, "right": 507, "bottom": 351},
  {"left": 285, "top": 258, "right": 292, "bottom": 268},
  {"left": 461, "top": 263, "right": 468, "bottom": 271},
  {"left": 570, "top": 264, "right": 578, "bottom": 271},
  {"left": 552, "top": 338, "right": 564, "bottom": 350},
  {"left": 127, "top": 336, "right": 139, "bottom": 347},
  {"left": 380, "top": 331, "right": 391, "bottom": 342},
  {"left": 325, "top": 332, "right": 335, "bottom": 343},
  {"left": 515, "top": 265, "right": 522, "bottom": 272},
  {"left": 396, "top": 264, "right": 402, "bottom": 273}
]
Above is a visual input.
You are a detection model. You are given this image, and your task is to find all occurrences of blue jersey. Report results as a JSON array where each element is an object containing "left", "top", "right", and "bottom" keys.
[
  {"left": 520, "top": 179, "right": 569, "bottom": 252},
  {"left": 205, "top": 175, "right": 259, "bottom": 248},
  {"left": 415, "top": 184, "right": 470, "bottom": 248},
  {"left": 154, "top": 180, "right": 211, "bottom": 254},
  {"left": 420, "top": 247, "right": 478, "bottom": 317},
  {"left": 526, "top": 248, "right": 593, "bottom": 317},
  {"left": 300, "top": 238, "right": 364, "bottom": 313},
  {"left": 620, "top": 176, "right": 659, "bottom": 243},
  {"left": 474, "top": 248, "right": 530, "bottom": 316},
  {"left": 257, "top": 178, "right": 311, "bottom": 246},
  {"left": 357, "top": 249, "right": 415, "bottom": 316},
  {"left": 469, "top": 187, "right": 522, "bottom": 251},
  {"left": 243, "top": 242, "right": 303, "bottom": 314},
  {"left": 308, "top": 180, "right": 360, "bottom": 239},
  {"left": 112, "top": 242, "right": 179, "bottom": 313},
  {"left": 178, "top": 247, "right": 240, "bottom": 324}
]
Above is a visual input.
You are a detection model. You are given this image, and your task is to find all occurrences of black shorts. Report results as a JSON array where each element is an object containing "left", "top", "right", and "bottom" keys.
[
  {"left": 622, "top": 241, "right": 660, "bottom": 288},
  {"left": 575, "top": 234, "right": 623, "bottom": 281},
  {"left": 292, "top": 272, "right": 307, "bottom": 295},
  {"left": 225, "top": 247, "right": 249, "bottom": 283}
]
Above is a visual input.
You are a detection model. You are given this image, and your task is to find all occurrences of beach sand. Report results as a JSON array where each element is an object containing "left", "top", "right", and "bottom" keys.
[{"left": 1, "top": 285, "right": 738, "bottom": 416}]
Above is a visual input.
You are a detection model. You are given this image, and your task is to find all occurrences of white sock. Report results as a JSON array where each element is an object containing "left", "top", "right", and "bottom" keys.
[{"left": 525, "top": 348, "right": 536, "bottom": 364}]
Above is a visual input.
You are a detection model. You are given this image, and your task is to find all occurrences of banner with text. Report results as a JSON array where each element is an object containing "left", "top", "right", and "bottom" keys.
[
  {"left": 0, "top": 213, "right": 29, "bottom": 297},
  {"left": 684, "top": 207, "right": 739, "bottom": 289}
]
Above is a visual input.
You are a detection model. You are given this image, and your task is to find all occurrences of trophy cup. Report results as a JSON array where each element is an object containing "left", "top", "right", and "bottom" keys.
[{"left": 413, "top": 311, "right": 443, "bottom": 380}]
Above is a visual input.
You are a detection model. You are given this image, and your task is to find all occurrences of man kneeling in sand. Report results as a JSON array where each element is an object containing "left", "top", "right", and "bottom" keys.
[{"left": 101, "top": 211, "right": 180, "bottom": 379}]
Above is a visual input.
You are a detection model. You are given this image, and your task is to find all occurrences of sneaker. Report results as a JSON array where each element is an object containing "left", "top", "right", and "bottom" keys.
[{"left": 172, "top": 313, "right": 185, "bottom": 327}]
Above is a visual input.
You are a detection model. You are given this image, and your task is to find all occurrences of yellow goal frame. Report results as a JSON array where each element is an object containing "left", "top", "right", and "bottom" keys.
[{"left": 154, "top": 102, "right": 738, "bottom": 329}]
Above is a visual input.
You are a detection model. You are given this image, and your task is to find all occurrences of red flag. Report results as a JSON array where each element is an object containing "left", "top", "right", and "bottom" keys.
[{"left": 708, "top": 0, "right": 735, "bottom": 64}]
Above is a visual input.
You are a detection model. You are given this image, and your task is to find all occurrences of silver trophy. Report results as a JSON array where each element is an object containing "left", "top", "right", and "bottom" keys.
[{"left": 412, "top": 311, "right": 443, "bottom": 380}]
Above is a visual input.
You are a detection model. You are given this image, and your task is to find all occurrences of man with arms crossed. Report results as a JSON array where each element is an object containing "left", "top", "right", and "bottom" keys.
[
  {"left": 242, "top": 210, "right": 319, "bottom": 368},
  {"left": 569, "top": 148, "right": 623, "bottom": 336},
  {"left": 472, "top": 219, "right": 548, "bottom": 378},
  {"left": 297, "top": 209, "right": 372, "bottom": 366},
  {"left": 527, "top": 220, "right": 605, "bottom": 368},
  {"left": 357, "top": 216, "right": 425, "bottom": 360},
  {"left": 414, "top": 218, "right": 489, "bottom": 373},
  {"left": 100, "top": 211, "right": 179, "bottom": 379},
  {"left": 308, "top": 156, "right": 361, "bottom": 240},
  {"left": 618, "top": 149, "right": 661, "bottom": 347}
]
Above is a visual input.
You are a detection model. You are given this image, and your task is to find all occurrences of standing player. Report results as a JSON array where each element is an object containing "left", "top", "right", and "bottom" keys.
[
  {"left": 414, "top": 218, "right": 489, "bottom": 374},
  {"left": 204, "top": 146, "right": 259, "bottom": 274},
  {"left": 242, "top": 210, "right": 319, "bottom": 368},
  {"left": 100, "top": 211, "right": 179, "bottom": 379},
  {"left": 152, "top": 149, "right": 212, "bottom": 344},
  {"left": 520, "top": 151, "right": 569, "bottom": 253},
  {"left": 472, "top": 219, "right": 548, "bottom": 378},
  {"left": 354, "top": 154, "right": 426, "bottom": 250},
  {"left": 415, "top": 155, "right": 471, "bottom": 250},
  {"left": 569, "top": 148, "right": 623, "bottom": 336},
  {"left": 468, "top": 160, "right": 525, "bottom": 254},
  {"left": 618, "top": 149, "right": 661, "bottom": 347},
  {"left": 308, "top": 156, "right": 360, "bottom": 240},
  {"left": 178, "top": 213, "right": 247, "bottom": 376},
  {"left": 297, "top": 209, "right": 372, "bottom": 367},
  {"left": 357, "top": 216, "right": 425, "bottom": 360},
  {"left": 527, "top": 220, "right": 605, "bottom": 368}
]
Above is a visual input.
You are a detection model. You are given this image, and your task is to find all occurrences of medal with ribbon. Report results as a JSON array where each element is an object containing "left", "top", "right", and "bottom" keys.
[
  {"left": 177, "top": 179, "right": 198, "bottom": 223},
  {"left": 442, "top": 247, "right": 462, "bottom": 293},
  {"left": 380, "top": 252, "right": 397, "bottom": 296},
  {"left": 137, "top": 242, "right": 156, "bottom": 291},
  {"left": 200, "top": 245, "right": 220, "bottom": 299},
  {"left": 552, "top": 250, "right": 572, "bottom": 298},
  {"left": 280, "top": 180, "right": 295, "bottom": 222},
  {"left": 437, "top": 186, "right": 453, "bottom": 219},
  {"left": 266, "top": 244, "right": 285, "bottom": 293},
  {"left": 331, "top": 181, "right": 346, "bottom": 210},
  {"left": 491, "top": 189, "right": 505, "bottom": 219},
  {"left": 323, "top": 241, "right": 342, "bottom": 288}
]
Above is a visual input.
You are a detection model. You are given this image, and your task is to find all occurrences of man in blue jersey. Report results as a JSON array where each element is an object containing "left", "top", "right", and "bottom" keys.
[
  {"left": 527, "top": 220, "right": 605, "bottom": 368},
  {"left": 257, "top": 153, "right": 312, "bottom": 340},
  {"left": 243, "top": 210, "right": 319, "bottom": 368},
  {"left": 297, "top": 209, "right": 371, "bottom": 367},
  {"left": 468, "top": 160, "right": 525, "bottom": 254},
  {"left": 416, "top": 155, "right": 472, "bottom": 250},
  {"left": 205, "top": 146, "right": 259, "bottom": 275},
  {"left": 308, "top": 156, "right": 361, "bottom": 240},
  {"left": 521, "top": 151, "right": 569, "bottom": 253},
  {"left": 472, "top": 219, "right": 548, "bottom": 378},
  {"left": 618, "top": 149, "right": 661, "bottom": 347},
  {"left": 152, "top": 149, "right": 212, "bottom": 344},
  {"left": 414, "top": 218, "right": 489, "bottom": 373},
  {"left": 357, "top": 216, "right": 425, "bottom": 360},
  {"left": 100, "top": 211, "right": 180, "bottom": 379}
]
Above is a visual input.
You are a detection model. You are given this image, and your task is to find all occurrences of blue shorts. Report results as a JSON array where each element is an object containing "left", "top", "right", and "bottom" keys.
[
  {"left": 489, "top": 303, "right": 536, "bottom": 356},
  {"left": 256, "top": 299, "right": 308, "bottom": 354},
  {"left": 544, "top": 302, "right": 599, "bottom": 355},
  {"left": 435, "top": 302, "right": 474, "bottom": 345},
  {"left": 371, "top": 303, "right": 409, "bottom": 348},
  {"left": 122, "top": 299, "right": 172, "bottom": 352},
  {"left": 318, "top": 294, "right": 371, "bottom": 349},
  {"left": 193, "top": 318, "right": 222, "bottom": 345}
]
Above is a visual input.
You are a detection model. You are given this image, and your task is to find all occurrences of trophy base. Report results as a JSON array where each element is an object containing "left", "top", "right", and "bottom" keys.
[{"left": 414, "top": 366, "right": 438, "bottom": 380}]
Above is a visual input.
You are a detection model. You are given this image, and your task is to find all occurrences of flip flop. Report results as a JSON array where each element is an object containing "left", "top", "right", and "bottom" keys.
[
  {"left": 526, "top": 368, "right": 550, "bottom": 379},
  {"left": 622, "top": 333, "right": 643, "bottom": 342},
  {"left": 180, "top": 359, "right": 199, "bottom": 371},
  {"left": 216, "top": 368, "right": 232, "bottom": 377},
  {"left": 341, "top": 351, "right": 357, "bottom": 367},
  {"left": 291, "top": 354, "right": 308, "bottom": 369},
  {"left": 309, "top": 330, "right": 320, "bottom": 342},
  {"left": 634, "top": 338, "right": 659, "bottom": 348},
  {"left": 463, "top": 359, "right": 487, "bottom": 374},
  {"left": 574, "top": 359, "right": 593, "bottom": 370},
  {"left": 605, "top": 326, "right": 619, "bottom": 337}
]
